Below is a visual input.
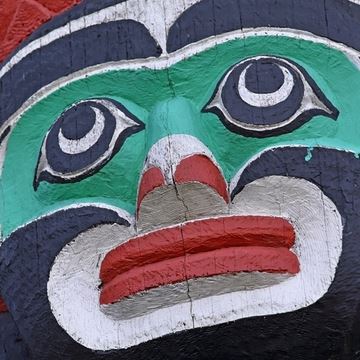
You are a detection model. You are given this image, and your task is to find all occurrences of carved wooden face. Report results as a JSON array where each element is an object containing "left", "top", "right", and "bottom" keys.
[{"left": 0, "top": 0, "right": 359, "bottom": 359}]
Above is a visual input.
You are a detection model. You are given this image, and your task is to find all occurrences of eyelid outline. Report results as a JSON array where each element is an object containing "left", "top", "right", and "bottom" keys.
[
  {"left": 34, "top": 98, "right": 145, "bottom": 189},
  {"left": 203, "top": 56, "right": 339, "bottom": 138}
]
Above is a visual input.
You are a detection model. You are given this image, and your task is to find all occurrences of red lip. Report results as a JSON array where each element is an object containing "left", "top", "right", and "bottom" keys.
[{"left": 100, "top": 216, "right": 299, "bottom": 305}]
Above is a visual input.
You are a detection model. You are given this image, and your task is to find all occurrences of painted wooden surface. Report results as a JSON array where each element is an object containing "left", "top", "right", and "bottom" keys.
[
  {"left": 0, "top": 0, "right": 359, "bottom": 359},
  {"left": 0, "top": 0, "right": 81, "bottom": 62}
]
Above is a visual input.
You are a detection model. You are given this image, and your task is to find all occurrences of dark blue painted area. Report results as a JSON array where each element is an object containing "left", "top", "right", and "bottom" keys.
[
  {"left": 0, "top": 0, "right": 358, "bottom": 133},
  {"left": 61, "top": 105, "right": 97, "bottom": 140},
  {"left": 0, "top": 312, "right": 30, "bottom": 360},
  {"left": 245, "top": 61, "right": 284, "bottom": 94},
  {"left": 0, "top": 20, "right": 161, "bottom": 129},
  {"left": 167, "top": 0, "right": 360, "bottom": 53},
  {"left": 0, "top": 206, "right": 129, "bottom": 359}
]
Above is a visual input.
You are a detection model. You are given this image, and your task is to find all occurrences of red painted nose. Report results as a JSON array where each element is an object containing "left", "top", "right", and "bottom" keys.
[{"left": 137, "top": 154, "right": 229, "bottom": 213}]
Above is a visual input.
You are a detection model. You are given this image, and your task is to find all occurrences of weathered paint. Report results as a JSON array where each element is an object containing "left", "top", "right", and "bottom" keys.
[
  {"left": 0, "top": 0, "right": 81, "bottom": 63},
  {"left": 0, "top": 0, "right": 360, "bottom": 358},
  {"left": 2, "top": 37, "right": 360, "bottom": 236},
  {"left": 100, "top": 215, "right": 298, "bottom": 304}
]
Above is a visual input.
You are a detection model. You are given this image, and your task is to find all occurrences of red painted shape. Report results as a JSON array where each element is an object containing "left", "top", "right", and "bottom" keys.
[
  {"left": 137, "top": 167, "right": 165, "bottom": 211},
  {"left": 0, "top": 0, "right": 82, "bottom": 63},
  {"left": 174, "top": 154, "right": 229, "bottom": 202},
  {"left": 101, "top": 216, "right": 295, "bottom": 284},
  {"left": 100, "top": 246, "right": 299, "bottom": 305},
  {"left": 0, "top": 298, "right": 8, "bottom": 313},
  {"left": 100, "top": 215, "right": 299, "bottom": 304}
]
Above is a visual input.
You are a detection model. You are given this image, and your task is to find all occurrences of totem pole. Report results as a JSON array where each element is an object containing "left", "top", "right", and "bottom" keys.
[{"left": 0, "top": 0, "right": 359, "bottom": 359}]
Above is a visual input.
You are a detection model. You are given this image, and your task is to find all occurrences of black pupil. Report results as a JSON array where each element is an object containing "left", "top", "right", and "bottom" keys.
[
  {"left": 245, "top": 60, "right": 285, "bottom": 94},
  {"left": 60, "top": 104, "right": 96, "bottom": 140}
]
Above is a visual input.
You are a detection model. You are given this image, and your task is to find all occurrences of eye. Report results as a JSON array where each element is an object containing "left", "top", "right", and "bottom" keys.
[
  {"left": 204, "top": 56, "right": 339, "bottom": 137},
  {"left": 34, "top": 98, "right": 144, "bottom": 188}
]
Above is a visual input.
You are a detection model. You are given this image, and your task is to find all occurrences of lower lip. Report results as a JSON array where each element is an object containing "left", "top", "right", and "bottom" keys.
[{"left": 100, "top": 216, "right": 299, "bottom": 305}]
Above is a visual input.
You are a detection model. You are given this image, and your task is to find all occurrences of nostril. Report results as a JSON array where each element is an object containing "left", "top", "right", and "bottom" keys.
[
  {"left": 174, "top": 154, "right": 229, "bottom": 203},
  {"left": 137, "top": 167, "right": 165, "bottom": 212}
]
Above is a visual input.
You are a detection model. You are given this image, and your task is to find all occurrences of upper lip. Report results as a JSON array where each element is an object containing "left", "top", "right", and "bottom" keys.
[{"left": 99, "top": 215, "right": 299, "bottom": 306}]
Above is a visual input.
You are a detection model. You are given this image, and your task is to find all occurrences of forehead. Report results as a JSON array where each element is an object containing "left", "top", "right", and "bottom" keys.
[{"left": 1, "top": 0, "right": 360, "bottom": 131}]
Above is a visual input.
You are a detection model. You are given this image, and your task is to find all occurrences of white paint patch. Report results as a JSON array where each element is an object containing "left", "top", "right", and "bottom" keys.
[
  {"left": 48, "top": 221, "right": 194, "bottom": 351},
  {"left": 138, "top": 135, "right": 228, "bottom": 231},
  {"left": 238, "top": 65, "right": 294, "bottom": 107},
  {"left": 143, "top": 134, "right": 222, "bottom": 184},
  {"left": 47, "top": 176, "right": 342, "bottom": 350}
]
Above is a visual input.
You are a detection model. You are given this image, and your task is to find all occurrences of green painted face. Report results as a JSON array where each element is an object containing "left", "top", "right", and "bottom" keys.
[{"left": 2, "top": 35, "right": 360, "bottom": 236}]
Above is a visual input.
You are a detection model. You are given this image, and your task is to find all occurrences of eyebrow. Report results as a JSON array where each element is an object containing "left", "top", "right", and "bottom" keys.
[
  {"left": 0, "top": 20, "right": 161, "bottom": 131},
  {"left": 167, "top": 0, "right": 360, "bottom": 53}
]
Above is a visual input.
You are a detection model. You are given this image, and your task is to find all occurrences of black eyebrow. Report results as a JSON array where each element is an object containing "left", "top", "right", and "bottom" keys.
[
  {"left": 0, "top": 19, "right": 161, "bottom": 129},
  {"left": 167, "top": 0, "right": 360, "bottom": 53},
  {"left": 15, "top": 0, "right": 129, "bottom": 47}
]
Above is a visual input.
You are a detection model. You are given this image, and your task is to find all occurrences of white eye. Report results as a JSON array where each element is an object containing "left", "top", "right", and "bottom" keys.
[
  {"left": 205, "top": 56, "right": 338, "bottom": 137},
  {"left": 35, "top": 98, "right": 144, "bottom": 188}
]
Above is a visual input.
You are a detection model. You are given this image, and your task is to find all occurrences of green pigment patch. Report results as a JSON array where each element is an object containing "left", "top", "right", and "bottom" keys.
[{"left": 2, "top": 35, "right": 360, "bottom": 236}]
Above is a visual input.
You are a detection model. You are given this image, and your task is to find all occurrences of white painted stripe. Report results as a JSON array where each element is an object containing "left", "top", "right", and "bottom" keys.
[
  {"left": 0, "top": 0, "right": 201, "bottom": 80},
  {"left": 37, "top": 98, "right": 140, "bottom": 181}
]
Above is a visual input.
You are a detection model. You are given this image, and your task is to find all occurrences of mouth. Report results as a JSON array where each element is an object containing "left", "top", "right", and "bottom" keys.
[
  {"left": 46, "top": 148, "right": 343, "bottom": 351},
  {"left": 100, "top": 215, "right": 299, "bottom": 307}
]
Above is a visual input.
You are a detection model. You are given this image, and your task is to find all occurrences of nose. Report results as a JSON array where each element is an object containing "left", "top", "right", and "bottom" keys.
[{"left": 136, "top": 98, "right": 229, "bottom": 232}]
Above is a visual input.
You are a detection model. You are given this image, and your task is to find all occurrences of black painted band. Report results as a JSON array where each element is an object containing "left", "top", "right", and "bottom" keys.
[
  {"left": 0, "top": 19, "right": 161, "bottom": 130},
  {"left": 167, "top": 0, "right": 360, "bottom": 53},
  {"left": 0, "top": 205, "right": 129, "bottom": 359}
]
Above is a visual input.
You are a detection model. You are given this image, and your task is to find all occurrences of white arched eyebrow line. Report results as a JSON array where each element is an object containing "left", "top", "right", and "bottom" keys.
[
  {"left": 0, "top": 0, "right": 202, "bottom": 80},
  {"left": 2, "top": 0, "right": 360, "bottom": 82},
  {"left": 0, "top": 27, "right": 359, "bottom": 176}
]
